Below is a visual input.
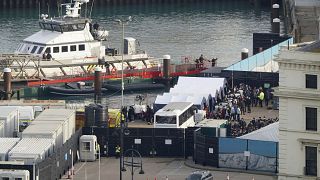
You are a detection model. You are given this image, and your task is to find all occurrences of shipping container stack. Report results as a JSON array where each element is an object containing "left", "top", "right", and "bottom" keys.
[
  {"left": 21, "top": 109, "right": 76, "bottom": 148},
  {"left": 8, "top": 138, "right": 55, "bottom": 165},
  {"left": 0, "top": 107, "right": 20, "bottom": 137},
  {"left": 0, "top": 138, "right": 20, "bottom": 161}
]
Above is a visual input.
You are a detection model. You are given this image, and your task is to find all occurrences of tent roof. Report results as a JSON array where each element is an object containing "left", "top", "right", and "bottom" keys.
[
  {"left": 155, "top": 77, "right": 226, "bottom": 106},
  {"left": 238, "top": 122, "right": 279, "bottom": 142}
]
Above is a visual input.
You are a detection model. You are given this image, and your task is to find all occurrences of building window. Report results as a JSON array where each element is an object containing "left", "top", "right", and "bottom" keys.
[
  {"left": 82, "top": 142, "right": 90, "bottom": 151},
  {"left": 53, "top": 47, "right": 60, "bottom": 53},
  {"left": 70, "top": 45, "right": 77, "bottom": 52},
  {"left": 306, "top": 74, "right": 317, "bottom": 89},
  {"left": 306, "top": 146, "right": 317, "bottom": 176},
  {"left": 15, "top": 178, "right": 23, "bottom": 180},
  {"left": 79, "top": 44, "right": 85, "bottom": 51},
  {"left": 306, "top": 107, "right": 317, "bottom": 131},
  {"left": 62, "top": 46, "right": 68, "bottom": 52},
  {"left": 2, "top": 178, "right": 9, "bottom": 180}
]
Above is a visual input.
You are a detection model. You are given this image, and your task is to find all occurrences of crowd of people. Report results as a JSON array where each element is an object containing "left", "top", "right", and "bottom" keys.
[
  {"left": 205, "top": 83, "right": 273, "bottom": 120},
  {"left": 122, "top": 104, "right": 154, "bottom": 125},
  {"left": 227, "top": 117, "right": 278, "bottom": 137},
  {"left": 203, "top": 83, "right": 277, "bottom": 137}
]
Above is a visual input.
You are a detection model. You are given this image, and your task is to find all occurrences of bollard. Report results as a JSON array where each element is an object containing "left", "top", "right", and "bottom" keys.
[
  {"left": 272, "top": 18, "right": 280, "bottom": 34},
  {"left": 271, "top": 4, "right": 280, "bottom": 20},
  {"left": 241, "top": 48, "right": 249, "bottom": 60},
  {"left": 162, "top": 55, "right": 171, "bottom": 79},
  {"left": 94, "top": 67, "right": 102, "bottom": 103},
  {"left": 3, "top": 68, "right": 12, "bottom": 100}
]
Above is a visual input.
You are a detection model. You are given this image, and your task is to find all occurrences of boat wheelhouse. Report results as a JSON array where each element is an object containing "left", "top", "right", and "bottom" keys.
[{"left": 16, "top": 0, "right": 107, "bottom": 61}]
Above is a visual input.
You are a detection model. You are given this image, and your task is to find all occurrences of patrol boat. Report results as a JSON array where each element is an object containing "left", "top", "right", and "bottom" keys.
[{"left": 11, "top": 0, "right": 160, "bottom": 79}]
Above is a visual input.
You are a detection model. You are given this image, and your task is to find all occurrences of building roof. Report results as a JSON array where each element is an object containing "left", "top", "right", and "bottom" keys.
[
  {"left": 275, "top": 50, "right": 320, "bottom": 65},
  {"left": 298, "top": 41, "right": 320, "bottom": 53}
]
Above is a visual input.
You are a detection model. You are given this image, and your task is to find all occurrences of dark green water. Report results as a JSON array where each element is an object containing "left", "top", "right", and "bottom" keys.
[
  {"left": 0, "top": 1, "right": 283, "bottom": 107},
  {"left": 0, "top": 1, "right": 282, "bottom": 66}
]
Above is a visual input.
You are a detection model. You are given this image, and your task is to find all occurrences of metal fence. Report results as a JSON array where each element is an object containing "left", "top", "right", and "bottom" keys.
[
  {"left": 0, "top": 129, "right": 81, "bottom": 180},
  {"left": 193, "top": 130, "right": 278, "bottom": 173},
  {"left": 37, "top": 129, "right": 82, "bottom": 180},
  {"left": 82, "top": 127, "right": 189, "bottom": 157}
]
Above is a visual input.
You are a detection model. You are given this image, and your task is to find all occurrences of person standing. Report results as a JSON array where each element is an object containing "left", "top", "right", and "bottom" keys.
[
  {"left": 146, "top": 105, "right": 153, "bottom": 125},
  {"left": 258, "top": 88, "right": 264, "bottom": 107},
  {"left": 115, "top": 145, "right": 120, "bottom": 159}
]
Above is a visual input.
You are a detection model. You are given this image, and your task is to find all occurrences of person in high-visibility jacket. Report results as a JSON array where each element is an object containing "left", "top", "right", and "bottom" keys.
[
  {"left": 258, "top": 88, "right": 264, "bottom": 107},
  {"left": 115, "top": 145, "right": 120, "bottom": 159}
]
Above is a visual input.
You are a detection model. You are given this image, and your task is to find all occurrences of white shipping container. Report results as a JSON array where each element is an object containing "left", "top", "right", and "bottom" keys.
[
  {"left": 0, "top": 107, "right": 19, "bottom": 137},
  {"left": 0, "top": 121, "right": 4, "bottom": 137},
  {"left": 8, "top": 138, "right": 54, "bottom": 165},
  {"left": 36, "top": 109, "right": 76, "bottom": 138},
  {"left": 12, "top": 106, "right": 35, "bottom": 126},
  {"left": 30, "top": 120, "right": 68, "bottom": 146},
  {"left": 0, "top": 138, "right": 20, "bottom": 161},
  {"left": 22, "top": 122, "right": 63, "bottom": 148},
  {"left": 0, "top": 169, "right": 30, "bottom": 180}
]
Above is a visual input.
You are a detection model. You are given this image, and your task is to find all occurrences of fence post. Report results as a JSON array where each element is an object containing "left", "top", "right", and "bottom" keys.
[{"left": 246, "top": 139, "right": 248, "bottom": 171}]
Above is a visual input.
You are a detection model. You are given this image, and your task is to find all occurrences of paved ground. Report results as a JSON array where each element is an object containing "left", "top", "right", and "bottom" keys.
[
  {"left": 61, "top": 158, "right": 276, "bottom": 180},
  {"left": 127, "top": 105, "right": 279, "bottom": 128}
]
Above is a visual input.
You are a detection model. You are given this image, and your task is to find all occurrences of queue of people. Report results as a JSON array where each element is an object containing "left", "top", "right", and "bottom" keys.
[
  {"left": 227, "top": 117, "right": 279, "bottom": 137},
  {"left": 122, "top": 105, "right": 154, "bottom": 125},
  {"left": 205, "top": 83, "right": 274, "bottom": 119}
]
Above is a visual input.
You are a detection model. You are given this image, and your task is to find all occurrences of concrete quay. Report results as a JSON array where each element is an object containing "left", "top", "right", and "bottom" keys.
[{"left": 284, "top": 0, "right": 320, "bottom": 42}]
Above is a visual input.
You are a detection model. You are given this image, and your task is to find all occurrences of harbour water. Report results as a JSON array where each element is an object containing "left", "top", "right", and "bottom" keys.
[
  {"left": 0, "top": 1, "right": 284, "bottom": 107},
  {"left": 0, "top": 1, "right": 283, "bottom": 66}
]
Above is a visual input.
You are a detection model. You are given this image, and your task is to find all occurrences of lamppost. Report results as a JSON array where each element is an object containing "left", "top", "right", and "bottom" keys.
[
  {"left": 122, "top": 148, "right": 144, "bottom": 180},
  {"left": 270, "top": 39, "right": 274, "bottom": 72},
  {"left": 114, "top": 16, "right": 132, "bottom": 180}
]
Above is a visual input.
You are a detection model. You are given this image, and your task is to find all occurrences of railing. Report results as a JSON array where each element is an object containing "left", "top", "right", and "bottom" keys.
[{"left": 225, "top": 37, "right": 294, "bottom": 72}]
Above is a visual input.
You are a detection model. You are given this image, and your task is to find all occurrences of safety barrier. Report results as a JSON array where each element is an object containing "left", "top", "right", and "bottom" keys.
[{"left": 225, "top": 37, "right": 294, "bottom": 72}]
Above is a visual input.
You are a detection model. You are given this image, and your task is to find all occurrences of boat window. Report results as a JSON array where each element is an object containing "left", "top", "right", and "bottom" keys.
[
  {"left": 23, "top": 45, "right": 30, "bottom": 53},
  {"left": 18, "top": 44, "right": 25, "bottom": 52},
  {"left": 45, "top": 47, "right": 51, "bottom": 53},
  {"left": 52, "top": 24, "right": 62, "bottom": 32},
  {"left": 62, "top": 46, "right": 68, "bottom": 53},
  {"left": 31, "top": 46, "right": 38, "bottom": 54},
  {"left": 43, "top": 23, "right": 53, "bottom": 31},
  {"left": 79, "top": 44, "right": 85, "bottom": 51},
  {"left": 37, "top": 47, "right": 44, "bottom": 54},
  {"left": 39, "top": 22, "right": 44, "bottom": 29},
  {"left": 70, "top": 45, "right": 77, "bottom": 52},
  {"left": 53, "top": 46, "right": 60, "bottom": 53}
]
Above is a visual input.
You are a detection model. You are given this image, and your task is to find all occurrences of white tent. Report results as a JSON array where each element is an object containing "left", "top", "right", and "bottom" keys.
[
  {"left": 155, "top": 77, "right": 226, "bottom": 106},
  {"left": 238, "top": 122, "right": 279, "bottom": 142}
]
